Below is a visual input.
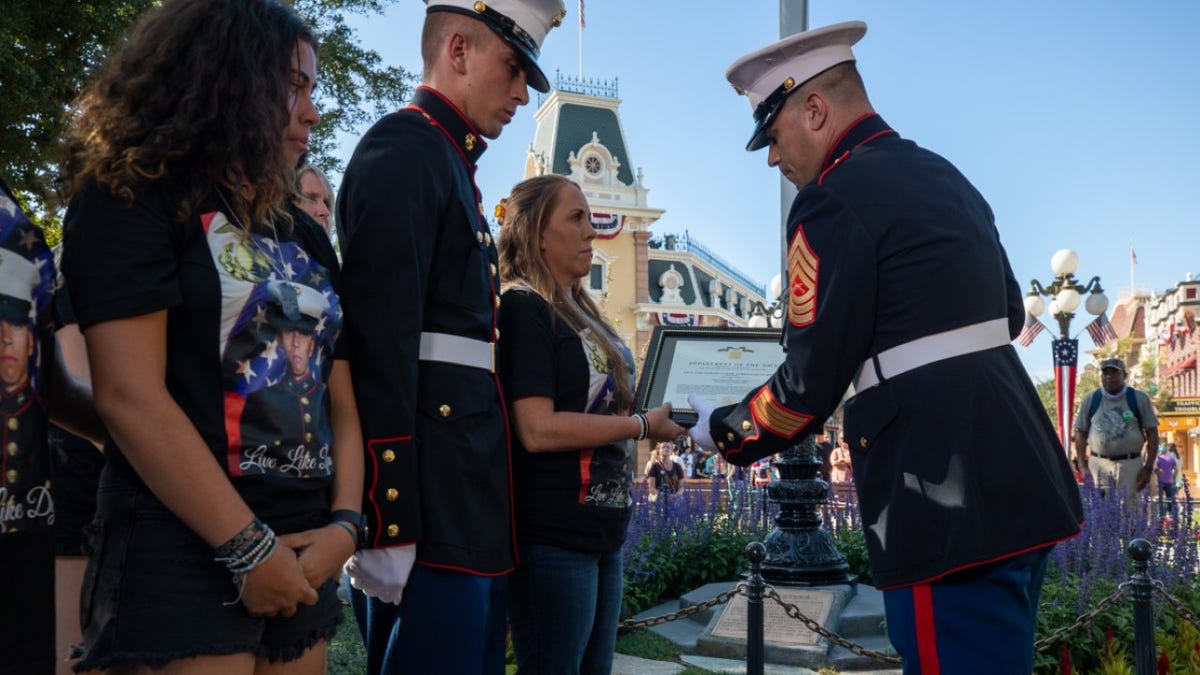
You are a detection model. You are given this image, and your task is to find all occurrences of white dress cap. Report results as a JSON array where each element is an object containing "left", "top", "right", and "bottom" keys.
[
  {"left": 0, "top": 247, "right": 39, "bottom": 324},
  {"left": 726, "top": 21, "right": 867, "bottom": 151},
  {"left": 426, "top": 0, "right": 567, "bottom": 92}
]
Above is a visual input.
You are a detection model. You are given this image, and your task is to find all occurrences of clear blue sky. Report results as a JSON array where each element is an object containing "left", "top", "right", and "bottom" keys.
[{"left": 331, "top": 0, "right": 1200, "bottom": 381}]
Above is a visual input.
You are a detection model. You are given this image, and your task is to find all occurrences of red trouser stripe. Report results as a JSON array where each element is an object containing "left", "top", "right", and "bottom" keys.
[{"left": 912, "top": 584, "right": 940, "bottom": 674}]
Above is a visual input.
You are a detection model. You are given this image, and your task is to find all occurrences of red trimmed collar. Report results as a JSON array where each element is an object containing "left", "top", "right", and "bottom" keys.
[
  {"left": 820, "top": 113, "right": 896, "bottom": 174},
  {"left": 408, "top": 86, "right": 488, "bottom": 166}
]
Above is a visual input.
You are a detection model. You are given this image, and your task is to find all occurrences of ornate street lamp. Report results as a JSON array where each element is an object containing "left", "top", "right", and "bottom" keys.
[
  {"left": 1024, "top": 249, "right": 1109, "bottom": 455},
  {"left": 747, "top": 274, "right": 784, "bottom": 329},
  {"left": 742, "top": 273, "right": 855, "bottom": 586}
]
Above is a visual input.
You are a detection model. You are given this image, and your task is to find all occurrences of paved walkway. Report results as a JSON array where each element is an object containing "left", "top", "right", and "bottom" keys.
[{"left": 612, "top": 653, "right": 903, "bottom": 674}]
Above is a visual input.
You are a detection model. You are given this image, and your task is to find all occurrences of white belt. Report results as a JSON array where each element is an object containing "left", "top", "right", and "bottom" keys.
[
  {"left": 419, "top": 332, "right": 495, "bottom": 373},
  {"left": 852, "top": 318, "right": 1011, "bottom": 393}
]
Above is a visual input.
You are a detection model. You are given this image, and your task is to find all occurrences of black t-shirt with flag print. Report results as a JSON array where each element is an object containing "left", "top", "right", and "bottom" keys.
[{"left": 63, "top": 178, "right": 344, "bottom": 528}]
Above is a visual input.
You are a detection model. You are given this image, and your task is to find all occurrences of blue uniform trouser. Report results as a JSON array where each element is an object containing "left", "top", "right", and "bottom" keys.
[
  {"left": 882, "top": 546, "right": 1051, "bottom": 675},
  {"left": 350, "top": 564, "right": 508, "bottom": 674}
]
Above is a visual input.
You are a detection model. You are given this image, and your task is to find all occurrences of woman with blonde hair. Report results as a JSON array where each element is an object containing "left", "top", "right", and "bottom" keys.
[
  {"left": 496, "top": 174, "right": 683, "bottom": 674},
  {"left": 295, "top": 163, "right": 334, "bottom": 236}
]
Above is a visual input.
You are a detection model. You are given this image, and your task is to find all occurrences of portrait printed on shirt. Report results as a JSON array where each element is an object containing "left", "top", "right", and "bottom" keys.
[
  {"left": 578, "top": 329, "right": 634, "bottom": 509},
  {"left": 0, "top": 188, "right": 55, "bottom": 533},
  {"left": 201, "top": 209, "right": 342, "bottom": 481}
]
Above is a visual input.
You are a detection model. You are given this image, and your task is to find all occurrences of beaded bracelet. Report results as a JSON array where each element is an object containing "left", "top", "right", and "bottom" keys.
[
  {"left": 214, "top": 518, "right": 277, "bottom": 576},
  {"left": 632, "top": 412, "right": 649, "bottom": 441}
]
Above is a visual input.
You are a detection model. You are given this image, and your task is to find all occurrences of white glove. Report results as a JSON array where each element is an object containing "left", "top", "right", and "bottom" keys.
[
  {"left": 687, "top": 393, "right": 717, "bottom": 453},
  {"left": 344, "top": 545, "right": 416, "bottom": 606}
]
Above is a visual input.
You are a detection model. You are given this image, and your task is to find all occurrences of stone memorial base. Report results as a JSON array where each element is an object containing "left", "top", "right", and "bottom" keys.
[{"left": 697, "top": 585, "right": 854, "bottom": 669}]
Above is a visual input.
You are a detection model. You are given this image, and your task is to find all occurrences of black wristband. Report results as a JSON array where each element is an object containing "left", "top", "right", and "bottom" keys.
[{"left": 330, "top": 509, "right": 367, "bottom": 549}]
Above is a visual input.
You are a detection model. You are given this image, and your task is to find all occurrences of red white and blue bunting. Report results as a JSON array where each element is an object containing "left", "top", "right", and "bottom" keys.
[
  {"left": 658, "top": 312, "right": 698, "bottom": 327},
  {"left": 591, "top": 213, "right": 624, "bottom": 239}
]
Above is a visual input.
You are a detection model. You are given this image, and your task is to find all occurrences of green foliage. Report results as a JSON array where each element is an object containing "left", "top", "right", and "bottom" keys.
[
  {"left": 0, "top": 0, "right": 414, "bottom": 220},
  {"left": 615, "top": 629, "right": 683, "bottom": 661},
  {"left": 1157, "top": 617, "right": 1200, "bottom": 674},
  {"left": 293, "top": 0, "right": 417, "bottom": 174},
  {"left": 1094, "top": 637, "right": 1133, "bottom": 675},
  {"left": 0, "top": 0, "right": 156, "bottom": 214},
  {"left": 829, "top": 522, "right": 873, "bottom": 586},
  {"left": 1036, "top": 376, "right": 1058, "bottom": 426},
  {"left": 326, "top": 606, "right": 366, "bottom": 674},
  {"left": 621, "top": 525, "right": 760, "bottom": 619},
  {"left": 1034, "top": 576, "right": 1200, "bottom": 674}
]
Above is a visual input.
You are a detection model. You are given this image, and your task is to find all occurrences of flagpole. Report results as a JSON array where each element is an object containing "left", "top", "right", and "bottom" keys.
[
  {"left": 577, "top": 0, "right": 583, "bottom": 79},
  {"left": 1130, "top": 237, "right": 1135, "bottom": 293}
]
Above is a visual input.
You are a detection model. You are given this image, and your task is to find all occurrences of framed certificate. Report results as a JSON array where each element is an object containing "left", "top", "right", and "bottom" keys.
[{"left": 635, "top": 326, "right": 785, "bottom": 426}]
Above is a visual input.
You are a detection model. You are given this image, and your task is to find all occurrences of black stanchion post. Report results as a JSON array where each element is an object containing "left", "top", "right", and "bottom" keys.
[
  {"left": 1128, "top": 538, "right": 1155, "bottom": 675},
  {"left": 746, "top": 542, "right": 766, "bottom": 675}
]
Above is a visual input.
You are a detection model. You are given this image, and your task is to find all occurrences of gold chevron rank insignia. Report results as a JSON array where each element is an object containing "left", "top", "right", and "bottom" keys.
[
  {"left": 749, "top": 387, "right": 812, "bottom": 438},
  {"left": 787, "top": 226, "right": 819, "bottom": 327}
]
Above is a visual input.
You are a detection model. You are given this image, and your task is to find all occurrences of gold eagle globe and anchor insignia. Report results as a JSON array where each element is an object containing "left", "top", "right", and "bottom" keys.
[
  {"left": 787, "top": 226, "right": 819, "bottom": 327},
  {"left": 717, "top": 345, "right": 755, "bottom": 360}
]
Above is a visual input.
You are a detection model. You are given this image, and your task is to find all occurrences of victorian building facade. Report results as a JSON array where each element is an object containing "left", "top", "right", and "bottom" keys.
[{"left": 1145, "top": 276, "right": 1200, "bottom": 483}]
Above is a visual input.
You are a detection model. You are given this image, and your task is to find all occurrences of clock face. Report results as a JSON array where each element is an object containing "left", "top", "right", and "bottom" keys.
[{"left": 585, "top": 156, "right": 601, "bottom": 175}]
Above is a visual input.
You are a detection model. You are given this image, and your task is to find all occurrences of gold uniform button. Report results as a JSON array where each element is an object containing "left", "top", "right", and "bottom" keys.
[
  {"left": 387, "top": 524, "right": 400, "bottom": 538},
  {"left": 717, "top": 442, "right": 726, "bottom": 451},
  {"left": 303, "top": 413, "right": 312, "bottom": 423},
  {"left": 300, "top": 397, "right": 309, "bottom": 406},
  {"left": 726, "top": 432, "right": 735, "bottom": 442},
  {"left": 484, "top": 233, "right": 492, "bottom": 245},
  {"left": 439, "top": 404, "right": 451, "bottom": 418},
  {"left": 741, "top": 420, "right": 752, "bottom": 431},
  {"left": 6, "top": 442, "right": 16, "bottom": 456},
  {"left": 860, "top": 436, "right": 868, "bottom": 448},
  {"left": 494, "top": 295, "right": 501, "bottom": 308},
  {"left": 494, "top": 328, "right": 501, "bottom": 341},
  {"left": 490, "top": 263, "right": 498, "bottom": 277},
  {"left": 386, "top": 488, "right": 399, "bottom": 501},
  {"left": 6, "top": 469, "right": 16, "bottom": 483},
  {"left": 382, "top": 450, "right": 396, "bottom": 463},
  {"left": 476, "top": 231, "right": 484, "bottom": 243},
  {"left": 7, "top": 418, "right": 17, "bottom": 431},
  {"left": 305, "top": 432, "right": 313, "bottom": 443}
]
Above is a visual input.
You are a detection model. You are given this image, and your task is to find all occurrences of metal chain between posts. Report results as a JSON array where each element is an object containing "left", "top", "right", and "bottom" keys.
[
  {"left": 1034, "top": 582, "right": 1130, "bottom": 653},
  {"left": 617, "top": 585, "right": 745, "bottom": 631},
  {"left": 1154, "top": 580, "right": 1200, "bottom": 634},
  {"left": 763, "top": 587, "right": 902, "bottom": 666}
]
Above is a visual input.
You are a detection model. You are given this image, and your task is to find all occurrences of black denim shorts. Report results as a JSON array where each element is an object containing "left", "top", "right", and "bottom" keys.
[{"left": 75, "top": 483, "right": 342, "bottom": 672}]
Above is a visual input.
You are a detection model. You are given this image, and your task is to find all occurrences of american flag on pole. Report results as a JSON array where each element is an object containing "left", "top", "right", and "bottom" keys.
[
  {"left": 1053, "top": 338, "right": 1078, "bottom": 456},
  {"left": 1085, "top": 312, "right": 1119, "bottom": 348},
  {"left": 1016, "top": 313, "right": 1046, "bottom": 347}
]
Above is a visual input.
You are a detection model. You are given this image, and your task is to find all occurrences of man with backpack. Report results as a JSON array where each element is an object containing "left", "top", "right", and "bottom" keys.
[{"left": 1073, "top": 358, "right": 1159, "bottom": 495}]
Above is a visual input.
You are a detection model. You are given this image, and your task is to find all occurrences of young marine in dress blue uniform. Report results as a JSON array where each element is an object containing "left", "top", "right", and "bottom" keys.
[
  {"left": 689, "top": 22, "right": 1085, "bottom": 674},
  {"left": 337, "top": 1, "right": 565, "bottom": 672}
]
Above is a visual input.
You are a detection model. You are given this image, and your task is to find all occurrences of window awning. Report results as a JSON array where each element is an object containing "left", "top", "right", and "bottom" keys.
[{"left": 1166, "top": 354, "right": 1197, "bottom": 378}]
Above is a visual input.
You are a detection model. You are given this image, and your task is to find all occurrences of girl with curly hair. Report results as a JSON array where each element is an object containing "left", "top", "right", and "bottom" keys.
[{"left": 60, "top": 0, "right": 363, "bottom": 671}]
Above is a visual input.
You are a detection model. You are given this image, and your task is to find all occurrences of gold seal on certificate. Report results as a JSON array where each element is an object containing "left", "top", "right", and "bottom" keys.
[{"left": 635, "top": 326, "right": 785, "bottom": 426}]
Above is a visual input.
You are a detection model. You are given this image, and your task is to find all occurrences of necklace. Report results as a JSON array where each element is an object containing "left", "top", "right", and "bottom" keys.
[{"left": 216, "top": 187, "right": 289, "bottom": 281}]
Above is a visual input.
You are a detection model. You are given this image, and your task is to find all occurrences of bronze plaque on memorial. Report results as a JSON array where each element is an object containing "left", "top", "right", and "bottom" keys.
[{"left": 710, "top": 588, "right": 836, "bottom": 646}]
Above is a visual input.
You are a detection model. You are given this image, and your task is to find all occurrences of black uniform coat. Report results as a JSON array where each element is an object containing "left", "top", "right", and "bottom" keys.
[
  {"left": 337, "top": 87, "right": 515, "bottom": 574},
  {"left": 710, "top": 114, "right": 1083, "bottom": 589}
]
